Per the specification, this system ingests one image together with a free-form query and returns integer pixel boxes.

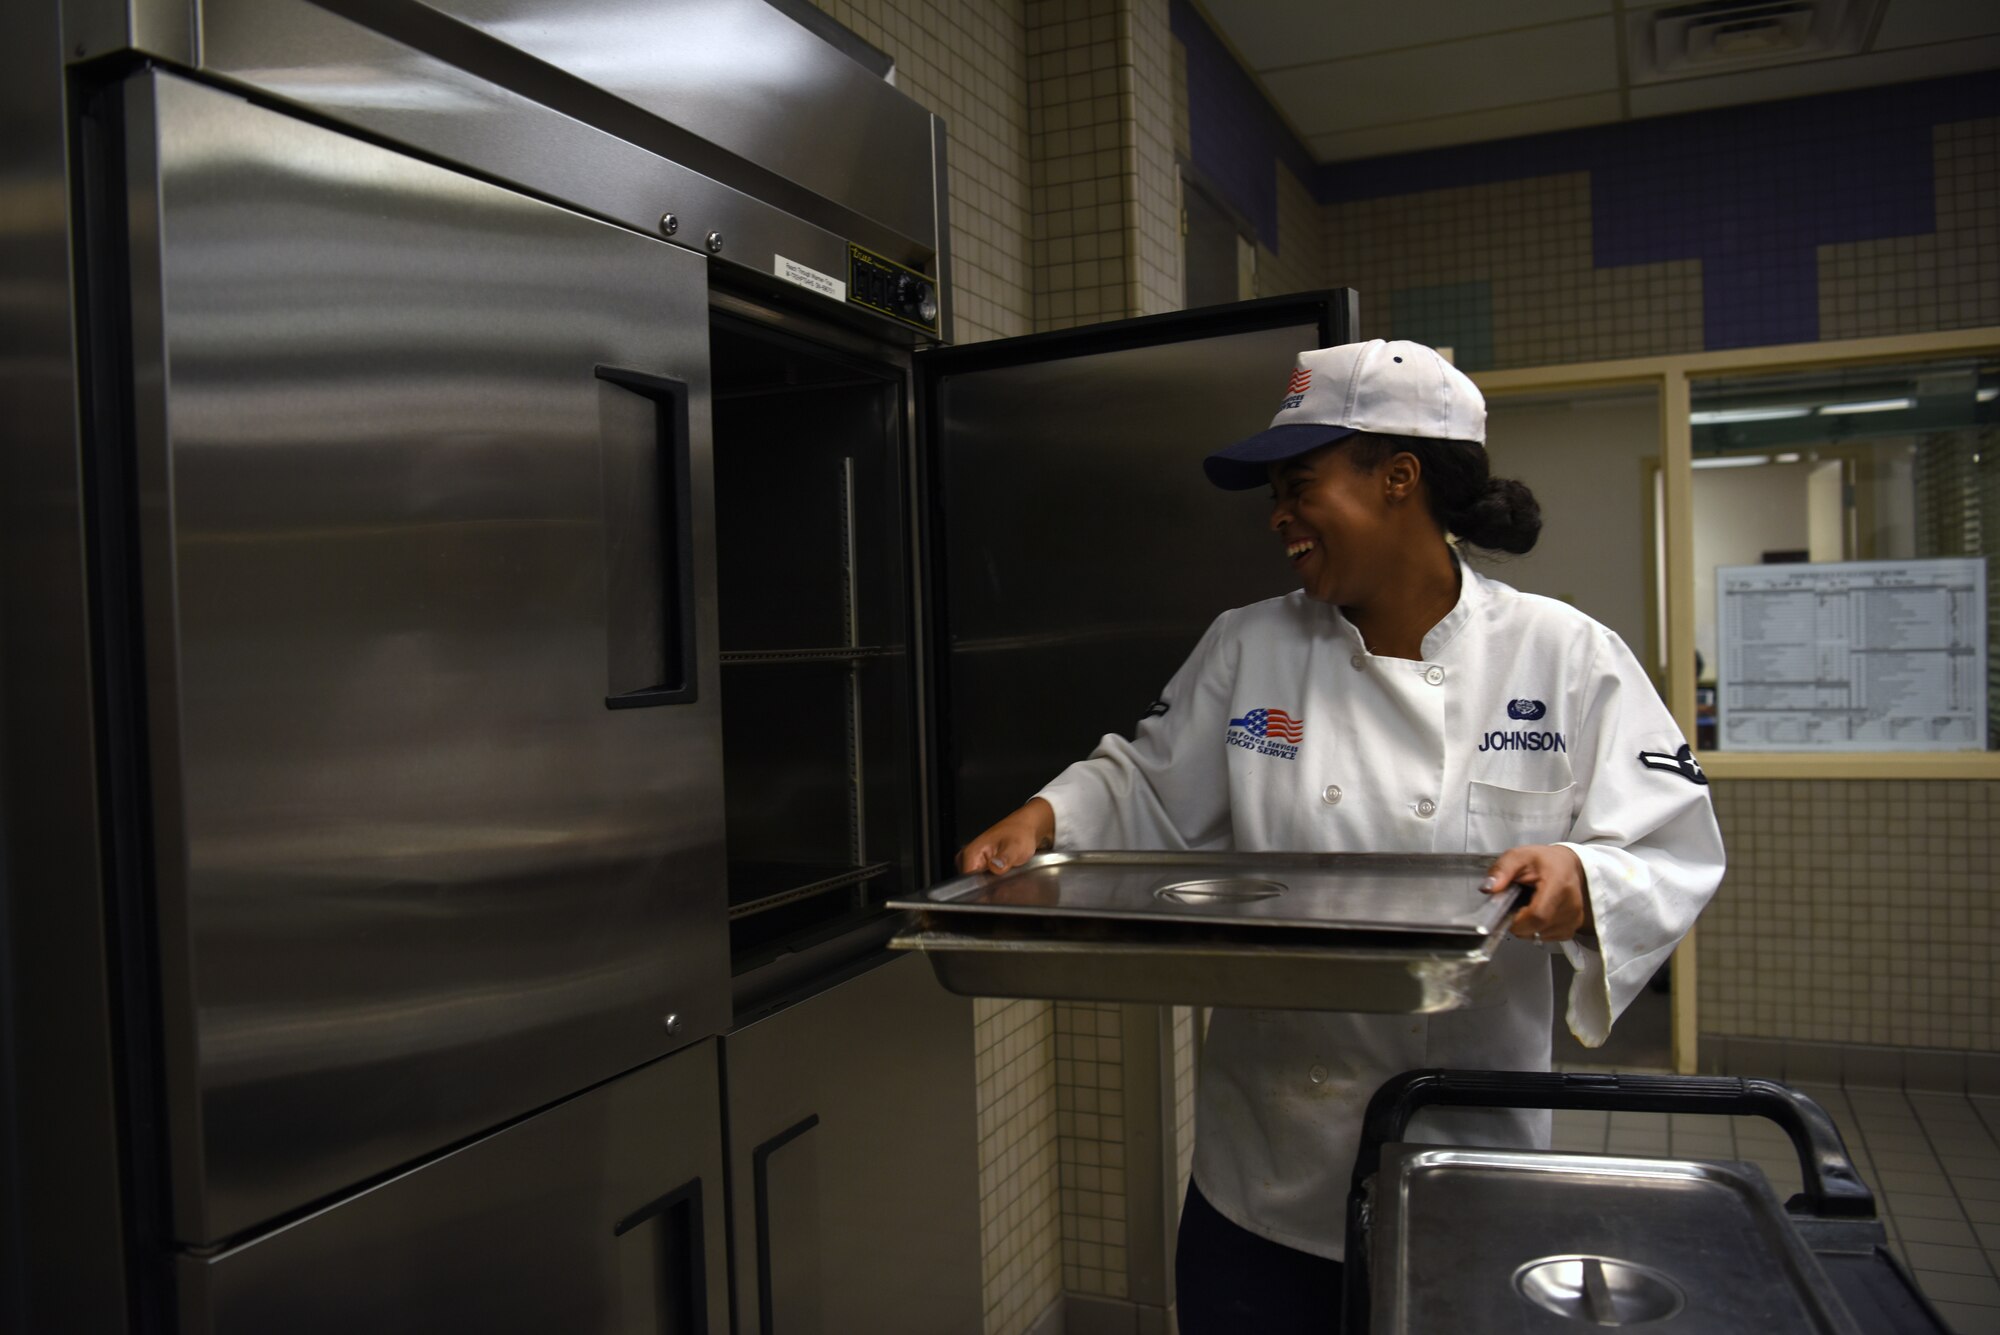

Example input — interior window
[1689,357,1997,752]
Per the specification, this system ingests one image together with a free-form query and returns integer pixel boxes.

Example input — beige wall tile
[1700,780,2000,1052]
[1819,117,2000,340]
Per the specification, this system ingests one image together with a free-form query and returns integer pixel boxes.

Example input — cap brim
[1202,422,1361,490]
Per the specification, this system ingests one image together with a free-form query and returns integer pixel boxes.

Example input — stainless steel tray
[887,852,1519,1012]
[1369,1144,1862,1334]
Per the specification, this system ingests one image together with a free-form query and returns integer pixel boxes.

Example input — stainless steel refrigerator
[5,1,1352,1329]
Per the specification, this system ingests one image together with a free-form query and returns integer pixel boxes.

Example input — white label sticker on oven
[774,256,846,302]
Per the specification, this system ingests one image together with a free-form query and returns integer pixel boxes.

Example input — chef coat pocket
[1466,780,1576,854]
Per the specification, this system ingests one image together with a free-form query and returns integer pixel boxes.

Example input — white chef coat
[1034,562,1725,1261]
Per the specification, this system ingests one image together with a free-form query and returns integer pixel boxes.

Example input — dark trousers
[1175,1179,1345,1335]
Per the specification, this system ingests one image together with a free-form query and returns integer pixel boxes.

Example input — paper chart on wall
[1716,558,1988,751]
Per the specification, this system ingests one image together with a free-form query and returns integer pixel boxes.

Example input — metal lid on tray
[1368,1144,1863,1334]
[893,851,1509,938]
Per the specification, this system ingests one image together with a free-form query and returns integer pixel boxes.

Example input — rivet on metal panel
[705,232,724,254]
[659,213,679,236]
[663,1013,684,1034]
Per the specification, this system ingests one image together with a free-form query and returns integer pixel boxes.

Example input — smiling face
[1267,439,1417,605]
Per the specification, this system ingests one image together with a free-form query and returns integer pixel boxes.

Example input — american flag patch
[1229,707,1304,742]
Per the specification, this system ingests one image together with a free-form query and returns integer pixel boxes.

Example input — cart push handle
[1350,1069,1877,1220]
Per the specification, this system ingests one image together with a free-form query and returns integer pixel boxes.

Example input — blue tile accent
[1316,72,2000,351]
[1699,248,1819,349]
[1316,73,1999,205]
[1170,0,1317,254]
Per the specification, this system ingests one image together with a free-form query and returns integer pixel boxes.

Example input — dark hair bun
[1449,476,1541,555]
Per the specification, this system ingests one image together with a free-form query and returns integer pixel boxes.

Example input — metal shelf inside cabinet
[728,861,894,920]
[719,646,901,665]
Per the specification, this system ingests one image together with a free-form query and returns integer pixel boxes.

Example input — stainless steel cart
[1343,1070,1952,1334]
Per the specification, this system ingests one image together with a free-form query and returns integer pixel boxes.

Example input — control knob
[896,274,939,326]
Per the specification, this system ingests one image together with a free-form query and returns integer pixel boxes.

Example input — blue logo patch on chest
[1482,699,1564,752]
[1227,707,1303,760]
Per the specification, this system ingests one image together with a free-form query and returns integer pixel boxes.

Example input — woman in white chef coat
[957,339,1725,1334]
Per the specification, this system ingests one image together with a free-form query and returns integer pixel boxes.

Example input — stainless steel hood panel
[69,0,951,342]
[411,0,939,245]
[125,69,729,1245]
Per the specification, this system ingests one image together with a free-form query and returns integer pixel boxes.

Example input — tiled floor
[1549,1080,2000,1334]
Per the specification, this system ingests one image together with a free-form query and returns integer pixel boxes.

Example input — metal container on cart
[1343,1069,1952,1334]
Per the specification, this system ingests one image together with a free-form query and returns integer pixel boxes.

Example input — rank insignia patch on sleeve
[1638,743,1707,786]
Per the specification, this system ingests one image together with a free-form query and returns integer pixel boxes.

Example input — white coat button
[1424,665,1445,686]
[1351,654,1367,670]
[1416,798,1437,818]
[1308,1064,1328,1085]
[1321,784,1343,805]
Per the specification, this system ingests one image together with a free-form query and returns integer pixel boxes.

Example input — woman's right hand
[956,798,1056,874]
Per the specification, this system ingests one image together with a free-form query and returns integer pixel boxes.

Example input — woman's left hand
[1482,844,1593,943]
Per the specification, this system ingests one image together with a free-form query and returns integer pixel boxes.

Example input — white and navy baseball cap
[1203,339,1486,490]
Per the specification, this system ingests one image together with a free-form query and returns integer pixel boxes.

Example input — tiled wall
[1257,161,1324,302]
[1166,0,1314,259]
[1821,116,2000,341]
[975,997,1063,1334]
[1704,781,2000,1052]
[1125,0,1180,317]
[1027,0,1181,330]
[1053,1003,1129,1298]
[809,0,1034,342]
[1326,174,1705,367]
[1167,0,2000,367]
[1313,77,2000,368]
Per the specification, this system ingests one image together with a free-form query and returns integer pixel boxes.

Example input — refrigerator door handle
[597,364,700,708]
[752,1113,821,1335]
[612,1176,716,1332]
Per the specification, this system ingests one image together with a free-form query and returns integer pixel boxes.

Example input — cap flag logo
[1227,707,1303,760]
[1280,367,1311,410]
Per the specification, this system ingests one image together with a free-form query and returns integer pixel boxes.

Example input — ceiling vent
[1626,0,1883,84]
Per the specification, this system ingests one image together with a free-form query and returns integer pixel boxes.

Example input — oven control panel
[847,243,940,336]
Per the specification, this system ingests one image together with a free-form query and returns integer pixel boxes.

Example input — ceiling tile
[1265,17,1620,133]
[1207,0,1613,71]
[1627,36,2000,117]
[1873,0,2000,48]
[1311,91,1625,162]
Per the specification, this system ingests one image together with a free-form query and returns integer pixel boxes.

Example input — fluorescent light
[1775,452,1802,463]
[1689,406,1811,425]
[1818,397,1913,415]
[1691,454,1772,469]
[1978,387,1997,403]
